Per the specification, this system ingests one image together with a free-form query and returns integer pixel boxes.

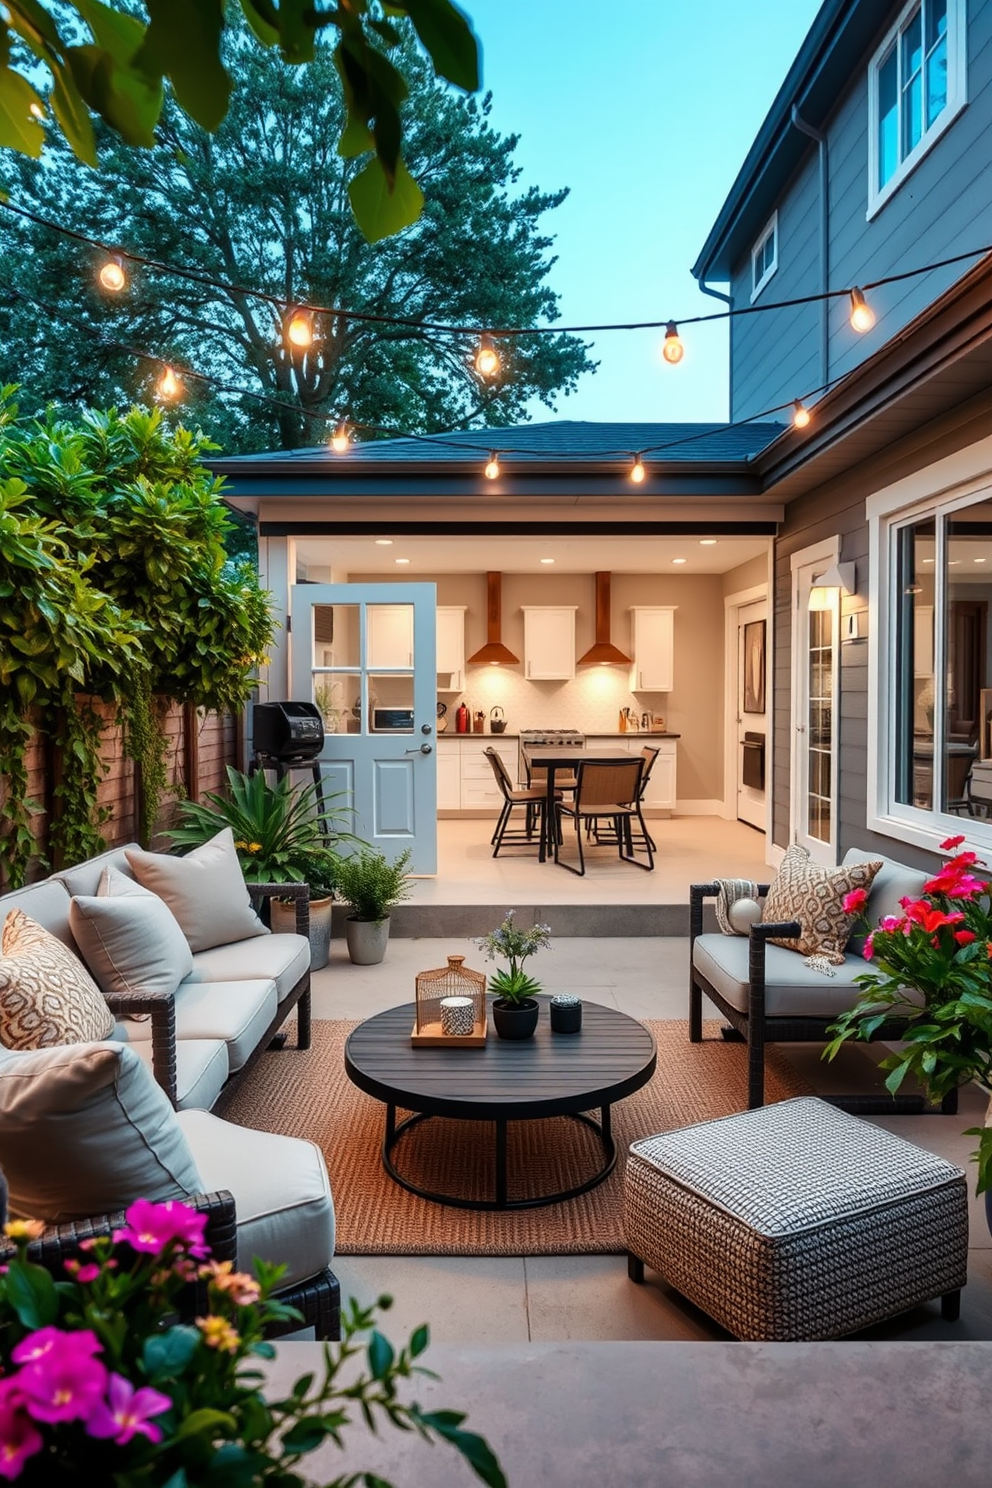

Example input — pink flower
[842,888,868,915]
[940,834,966,850]
[879,915,905,932]
[113,1199,208,1259]
[11,1329,107,1425]
[0,1380,43,1481]
[955,929,977,945]
[64,1261,101,1283]
[86,1373,172,1447]
[863,933,875,960]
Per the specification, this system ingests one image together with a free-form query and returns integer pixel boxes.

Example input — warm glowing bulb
[662,321,684,364]
[99,258,126,293]
[475,334,500,378]
[286,311,313,349]
[158,366,182,400]
[484,453,501,480]
[792,400,811,429]
[330,421,350,453]
[849,288,875,333]
[29,102,44,120]
[629,456,646,484]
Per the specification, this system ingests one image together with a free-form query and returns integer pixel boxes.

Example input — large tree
[0,26,592,451]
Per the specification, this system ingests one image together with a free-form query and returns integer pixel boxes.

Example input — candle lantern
[412,954,487,1045]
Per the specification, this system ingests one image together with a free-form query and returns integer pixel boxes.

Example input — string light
[157,365,182,400]
[629,454,646,484]
[662,322,684,365]
[792,399,811,429]
[849,288,875,333]
[475,334,500,378]
[285,310,313,349]
[330,420,351,452]
[98,256,127,293]
[484,452,501,480]
[29,102,44,120]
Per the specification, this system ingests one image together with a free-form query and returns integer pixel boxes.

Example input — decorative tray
[410,1017,488,1048]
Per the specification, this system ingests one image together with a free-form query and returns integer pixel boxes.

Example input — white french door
[289,583,437,873]
[791,543,841,865]
[735,598,768,830]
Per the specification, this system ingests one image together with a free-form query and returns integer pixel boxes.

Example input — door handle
[406,744,433,755]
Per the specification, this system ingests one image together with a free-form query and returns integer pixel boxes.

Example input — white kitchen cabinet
[367,603,414,669]
[436,738,520,811]
[629,607,676,693]
[437,743,462,811]
[585,735,678,813]
[522,607,578,680]
[436,606,466,692]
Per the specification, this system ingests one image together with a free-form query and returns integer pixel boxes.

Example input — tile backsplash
[440,665,667,735]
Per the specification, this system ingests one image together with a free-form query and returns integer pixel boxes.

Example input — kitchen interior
[295,534,771,884]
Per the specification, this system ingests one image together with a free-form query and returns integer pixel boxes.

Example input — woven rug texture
[222,1018,812,1257]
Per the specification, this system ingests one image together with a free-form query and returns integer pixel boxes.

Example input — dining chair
[484,748,559,856]
[554,758,653,875]
[587,745,659,851]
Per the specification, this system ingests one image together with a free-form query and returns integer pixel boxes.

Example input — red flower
[939,834,966,850]
[901,900,965,933]
[955,929,977,945]
[842,888,869,915]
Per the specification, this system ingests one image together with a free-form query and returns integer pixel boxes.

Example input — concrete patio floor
[309,935,992,1346]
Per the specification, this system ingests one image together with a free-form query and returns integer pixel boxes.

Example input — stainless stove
[519,729,585,748]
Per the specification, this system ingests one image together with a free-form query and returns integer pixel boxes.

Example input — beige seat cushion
[69,867,194,1000]
[118,979,277,1073]
[179,1109,335,1287]
[0,1041,202,1222]
[186,936,309,1003]
[126,828,268,953]
[762,845,882,965]
[130,1036,230,1112]
[693,934,872,1019]
[0,910,115,1050]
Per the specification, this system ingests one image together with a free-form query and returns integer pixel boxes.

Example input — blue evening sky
[466,0,824,424]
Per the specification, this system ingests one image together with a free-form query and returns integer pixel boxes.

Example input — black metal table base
[382,1102,616,1211]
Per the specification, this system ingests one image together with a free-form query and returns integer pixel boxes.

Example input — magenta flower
[879,915,905,932]
[113,1199,209,1259]
[0,1380,43,1481]
[863,933,875,960]
[11,1328,107,1424]
[86,1373,172,1447]
[64,1261,101,1284]
[842,887,868,915]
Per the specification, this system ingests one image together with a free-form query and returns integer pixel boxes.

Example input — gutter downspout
[791,104,829,391]
[698,280,733,417]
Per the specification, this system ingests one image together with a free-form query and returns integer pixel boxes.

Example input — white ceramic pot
[345,915,391,966]
[270,895,333,971]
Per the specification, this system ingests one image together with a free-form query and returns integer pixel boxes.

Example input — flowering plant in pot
[825,834,992,1213]
[476,912,552,1040]
[0,1198,505,1487]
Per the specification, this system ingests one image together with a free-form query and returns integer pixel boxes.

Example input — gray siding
[733,0,992,421]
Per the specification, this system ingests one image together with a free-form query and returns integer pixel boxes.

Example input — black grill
[251,702,325,762]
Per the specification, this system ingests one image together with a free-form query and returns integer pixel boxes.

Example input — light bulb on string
[98,256,127,293]
[662,322,684,364]
[849,288,875,333]
[330,420,351,453]
[484,452,501,480]
[285,309,313,349]
[792,399,811,429]
[157,365,182,401]
[629,454,646,484]
[475,334,500,378]
[29,102,44,121]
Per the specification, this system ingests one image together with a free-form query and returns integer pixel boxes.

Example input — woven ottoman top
[628,1098,965,1237]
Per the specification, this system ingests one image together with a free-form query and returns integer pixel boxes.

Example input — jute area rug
[222,1019,812,1257]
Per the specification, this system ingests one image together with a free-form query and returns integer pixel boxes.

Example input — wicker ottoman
[624,1097,969,1341]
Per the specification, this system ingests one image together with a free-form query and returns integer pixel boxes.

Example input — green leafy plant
[475,912,553,1005]
[0,1199,505,1487]
[825,834,992,1194]
[333,849,413,924]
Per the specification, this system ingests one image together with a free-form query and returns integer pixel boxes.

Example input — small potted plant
[334,848,412,965]
[826,833,992,1229]
[476,911,553,1040]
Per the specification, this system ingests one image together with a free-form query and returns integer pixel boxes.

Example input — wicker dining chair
[588,744,659,851]
[554,758,653,875]
[485,747,560,856]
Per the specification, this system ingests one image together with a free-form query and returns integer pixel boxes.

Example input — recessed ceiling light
[672,558,687,565]
[395,557,411,565]
[375,538,393,546]
[540,558,555,565]
[975,558,987,564]
[699,539,717,546]
[923,558,934,564]
[948,560,962,566]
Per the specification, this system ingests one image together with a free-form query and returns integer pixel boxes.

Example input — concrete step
[331,903,714,938]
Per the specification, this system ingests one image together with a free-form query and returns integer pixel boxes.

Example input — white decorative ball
[728,898,763,934]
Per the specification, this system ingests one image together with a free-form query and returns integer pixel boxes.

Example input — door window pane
[312,673,361,733]
[894,518,936,808]
[806,602,833,844]
[368,675,415,732]
[367,604,414,670]
[312,604,359,668]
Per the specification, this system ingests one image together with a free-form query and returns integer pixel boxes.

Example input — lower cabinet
[437,744,462,811]
[585,736,677,812]
[437,739,520,811]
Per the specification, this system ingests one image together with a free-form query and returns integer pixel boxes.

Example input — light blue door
[290,582,437,873]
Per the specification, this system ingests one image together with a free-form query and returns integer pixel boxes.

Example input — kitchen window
[750,213,778,302]
[867,0,966,218]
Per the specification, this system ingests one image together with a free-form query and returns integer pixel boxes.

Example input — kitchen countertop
[437,731,680,740]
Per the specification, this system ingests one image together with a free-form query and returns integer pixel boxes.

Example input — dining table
[522,746,635,862]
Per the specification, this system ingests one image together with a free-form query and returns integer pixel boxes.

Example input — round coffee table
[344,999,657,1211]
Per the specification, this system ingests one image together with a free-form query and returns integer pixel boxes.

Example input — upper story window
[750,212,778,302]
[868,0,966,218]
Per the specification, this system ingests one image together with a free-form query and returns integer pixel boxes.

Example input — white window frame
[866,0,967,221]
[750,212,778,303]
[867,430,992,855]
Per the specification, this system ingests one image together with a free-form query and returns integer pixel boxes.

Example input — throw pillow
[0,1040,202,1222]
[126,827,269,954]
[0,910,115,1050]
[762,844,883,965]
[69,866,194,1000]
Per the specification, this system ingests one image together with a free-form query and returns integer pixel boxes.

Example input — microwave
[371,707,415,731]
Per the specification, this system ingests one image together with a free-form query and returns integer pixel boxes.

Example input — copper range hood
[467,572,520,666]
[577,572,632,666]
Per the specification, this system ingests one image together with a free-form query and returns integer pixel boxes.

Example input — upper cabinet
[522,607,577,680]
[629,607,676,692]
[436,606,467,692]
[367,603,414,669]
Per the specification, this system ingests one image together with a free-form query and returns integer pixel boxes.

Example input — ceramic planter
[491,997,540,1040]
[270,895,333,971]
[345,915,391,965]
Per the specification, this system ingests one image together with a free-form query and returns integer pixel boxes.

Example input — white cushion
[55,847,138,899]
[178,1109,335,1287]
[187,935,309,1003]
[118,979,277,1074]
[0,1041,202,1222]
[131,1037,230,1112]
[126,828,268,953]
[0,880,74,950]
[69,867,193,1000]
[693,933,871,1018]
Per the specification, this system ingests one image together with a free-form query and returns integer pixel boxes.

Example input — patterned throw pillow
[0,909,115,1050]
[762,844,883,965]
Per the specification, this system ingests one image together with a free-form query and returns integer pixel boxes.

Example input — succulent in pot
[476,912,552,1039]
[333,848,412,965]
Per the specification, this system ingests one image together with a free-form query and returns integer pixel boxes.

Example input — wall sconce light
[808,561,855,611]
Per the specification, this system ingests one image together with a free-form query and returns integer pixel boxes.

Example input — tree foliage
[0,0,480,240]
[0,25,591,452]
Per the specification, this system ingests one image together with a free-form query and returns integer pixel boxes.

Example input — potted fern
[334,849,412,965]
